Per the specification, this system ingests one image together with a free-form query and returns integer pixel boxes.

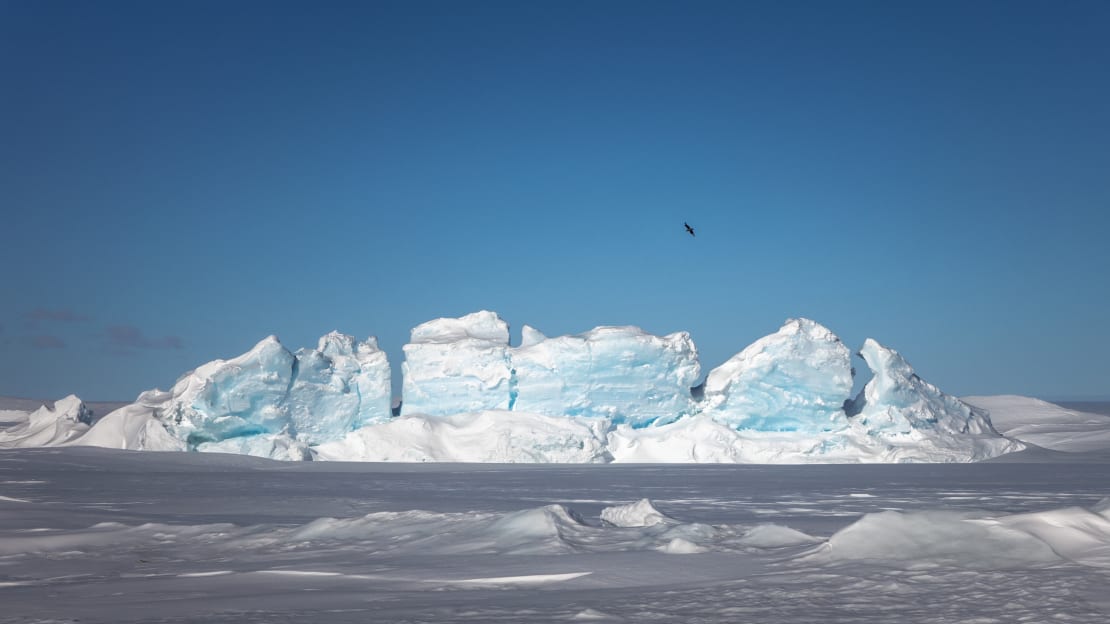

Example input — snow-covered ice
[315,410,611,463]
[401,311,513,417]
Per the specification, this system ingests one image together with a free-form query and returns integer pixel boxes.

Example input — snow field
[1,450,1109,622]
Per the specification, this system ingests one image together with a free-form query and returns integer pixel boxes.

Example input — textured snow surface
[1,449,1109,623]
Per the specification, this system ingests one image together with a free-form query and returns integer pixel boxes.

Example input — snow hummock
[600,499,676,527]
[806,503,1110,569]
[75,401,185,452]
[0,395,92,448]
[315,410,611,463]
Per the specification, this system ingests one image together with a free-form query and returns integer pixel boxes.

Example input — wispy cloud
[26,308,90,323]
[30,335,66,349]
[107,325,184,351]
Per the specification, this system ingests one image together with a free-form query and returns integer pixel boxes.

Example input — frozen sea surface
[2,447,1110,623]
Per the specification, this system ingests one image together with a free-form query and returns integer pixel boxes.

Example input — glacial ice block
[400,312,700,423]
[164,336,296,444]
[156,332,391,454]
[701,318,854,432]
[401,311,512,416]
[849,338,998,436]
[843,338,1022,461]
[286,332,393,438]
[511,325,700,425]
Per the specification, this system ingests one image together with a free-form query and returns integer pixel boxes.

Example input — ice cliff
[401,311,700,425]
[0,311,1023,463]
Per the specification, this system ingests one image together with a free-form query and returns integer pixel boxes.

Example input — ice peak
[850,337,1006,443]
[781,317,841,341]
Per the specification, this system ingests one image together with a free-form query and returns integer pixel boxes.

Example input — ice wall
[400,312,700,424]
[400,311,512,416]
[511,325,700,425]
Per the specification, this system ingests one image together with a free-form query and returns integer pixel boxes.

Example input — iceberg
[401,311,512,416]
[701,318,854,432]
[153,331,390,456]
[511,325,700,425]
[286,332,392,439]
[845,338,1022,461]
[0,311,1023,463]
[315,409,611,463]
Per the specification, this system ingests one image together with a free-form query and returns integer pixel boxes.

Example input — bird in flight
[684,222,695,237]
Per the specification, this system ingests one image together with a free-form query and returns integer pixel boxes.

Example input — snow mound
[600,499,676,527]
[75,402,184,452]
[608,412,1013,464]
[806,502,1110,569]
[963,395,1110,452]
[314,410,612,463]
[738,523,822,548]
[0,395,92,448]
[483,504,589,554]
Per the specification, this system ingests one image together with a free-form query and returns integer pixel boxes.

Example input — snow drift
[0,312,1025,463]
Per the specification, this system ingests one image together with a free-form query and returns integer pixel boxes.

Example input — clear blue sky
[2,0,1108,401]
